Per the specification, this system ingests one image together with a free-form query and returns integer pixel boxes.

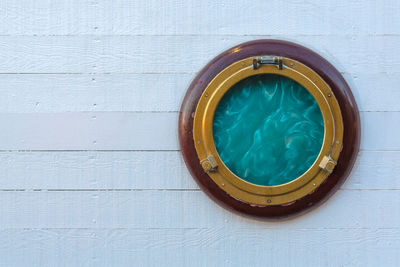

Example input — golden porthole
[193,56,343,206]
[179,40,360,219]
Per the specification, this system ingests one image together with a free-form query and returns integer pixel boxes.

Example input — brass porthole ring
[179,40,360,220]
[194,56,343,206]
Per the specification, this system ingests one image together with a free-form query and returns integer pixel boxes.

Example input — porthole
[179,40,360,220]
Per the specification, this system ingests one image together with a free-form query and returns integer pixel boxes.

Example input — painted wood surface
[0,111,394,150]
[1,0,399,35]
[0,73,399,112]
[0,151,396,190]
[0,35,398,74]
[0,0,399,266]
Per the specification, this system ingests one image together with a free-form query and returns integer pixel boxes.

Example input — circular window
[179,40,360,220]
[213,74,324,186]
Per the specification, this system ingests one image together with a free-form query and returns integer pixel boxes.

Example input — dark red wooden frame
[178,40,360,220]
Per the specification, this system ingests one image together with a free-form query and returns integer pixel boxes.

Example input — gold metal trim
[193,57,344,205]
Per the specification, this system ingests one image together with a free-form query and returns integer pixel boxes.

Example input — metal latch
[253,56,283,70]
[319,155,337,174]
[200,154,218,173]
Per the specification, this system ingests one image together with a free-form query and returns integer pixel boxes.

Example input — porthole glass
[179,40,360,220]
[213,74,324,186]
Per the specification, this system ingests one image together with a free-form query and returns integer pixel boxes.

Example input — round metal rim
[192,57,343,205]
[178,39,360,220]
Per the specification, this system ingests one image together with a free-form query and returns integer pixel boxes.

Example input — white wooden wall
[0,0,399,266]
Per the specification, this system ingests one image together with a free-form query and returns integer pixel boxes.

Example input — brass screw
[328,93,332,97]
[201,161,212,172]
[267,199,271,203]
[325,162,336,172]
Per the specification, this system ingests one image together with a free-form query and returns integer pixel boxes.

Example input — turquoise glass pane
[213,74,324,186]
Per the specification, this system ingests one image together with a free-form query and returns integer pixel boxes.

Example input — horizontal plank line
[0,111,393,116]
[0,149,394,152]
[0,227,208,230]
[0,110,398,114]
[0,189,397,192]
[0,150,180,152]
[0,189,199,192]
[361,111,400,113]
[25,189,199,192]
[0,72,195,75]
[0,227,399,230]
[0,34,399,37]
[0,111,389,114]
[0,71,400,75]
[0,111,180,115]
[361,149,400,152]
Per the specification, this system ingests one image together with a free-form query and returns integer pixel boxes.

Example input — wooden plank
[0,73,397,113]
[0,151,197,190]
[0,190,399,229]
[0,74,192,113]
[0,112,177,150]
[0,111,394,150]
[347,151,400,189]
[0,0,97,35]
[0,151,396,190]
[347,73,400,112]
[361,111,400,151]
[0,228,398,266]
[0,35,398,74]
[1,0,399,35]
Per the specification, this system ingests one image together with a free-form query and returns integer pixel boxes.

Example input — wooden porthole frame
[178,40,360,220]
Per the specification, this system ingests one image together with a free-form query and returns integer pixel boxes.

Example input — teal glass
[213,74,324,186]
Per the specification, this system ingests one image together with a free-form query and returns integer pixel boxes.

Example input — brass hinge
[319,155,337,174]
[253,56,283,70]
[200,154,218,173]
